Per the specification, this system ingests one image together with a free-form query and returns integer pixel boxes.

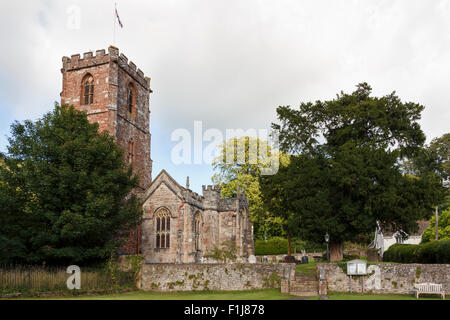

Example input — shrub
[383,239,450,263]
[204,241,238,263]
[255,237,324,255]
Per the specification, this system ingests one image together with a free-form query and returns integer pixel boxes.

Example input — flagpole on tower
[113,2,117,46]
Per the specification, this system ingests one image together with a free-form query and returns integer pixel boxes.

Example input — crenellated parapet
[62,49,109,72]
[202,185,221,199]
[199,185,249,211]
[185,189,204,208]
[62,46,151,91]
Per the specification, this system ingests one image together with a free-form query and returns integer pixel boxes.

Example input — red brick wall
[61,47,153,254]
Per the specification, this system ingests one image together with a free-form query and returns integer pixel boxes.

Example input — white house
[370,220,430,256]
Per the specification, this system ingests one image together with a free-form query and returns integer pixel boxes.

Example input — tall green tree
[422,206,450,242]
[212,137,289,240]
[261,83,443,261]
[0,104,142,265]
[403,133,449,186]
[402,132,449,241]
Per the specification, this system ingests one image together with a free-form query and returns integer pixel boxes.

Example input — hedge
[383,239,450,263]
[254,237,324,256]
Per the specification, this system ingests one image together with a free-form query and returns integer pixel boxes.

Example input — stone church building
[60,46,254,263]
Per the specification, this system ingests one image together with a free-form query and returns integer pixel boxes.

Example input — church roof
[379,220,430,237]
[152,169,186,191]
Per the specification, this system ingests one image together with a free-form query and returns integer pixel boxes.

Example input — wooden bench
[414,283,445,299]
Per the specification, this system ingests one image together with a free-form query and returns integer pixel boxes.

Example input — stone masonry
[60,47,153,254]
[60,47,255,259]
[60,46,153,192]
[139,263,295,291]
[141,170,255,264]
[319,263,450,294]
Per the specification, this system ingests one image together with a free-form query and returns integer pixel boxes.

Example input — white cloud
[0,0,449,144]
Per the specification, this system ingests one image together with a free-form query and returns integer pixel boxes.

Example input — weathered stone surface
[61,47,152,254]
[61,46,152,192]
[141,170,255,264]
[321,263,450,294]
[139,263,296,292]
[289,273,319,296]
[60,47,256,259]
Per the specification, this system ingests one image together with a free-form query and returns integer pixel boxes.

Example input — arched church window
[127,82,135,113]
[194,213,201,251]
[81,74,94,105]
[155,209,170,249]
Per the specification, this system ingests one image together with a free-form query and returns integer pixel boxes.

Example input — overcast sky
[0,0,449,192]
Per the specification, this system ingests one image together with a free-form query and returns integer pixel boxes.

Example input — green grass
[8,288,449,301]
[295,261,317,274]
[15,290,449,300]
[11,289,291,300]
[325,292,449,300]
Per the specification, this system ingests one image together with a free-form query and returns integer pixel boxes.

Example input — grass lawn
[295,261,317,274]
[15,290,449,300]
[13,289,291,300]
[7,289,449,300]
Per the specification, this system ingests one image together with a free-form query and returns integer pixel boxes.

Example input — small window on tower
[81,75,94,105]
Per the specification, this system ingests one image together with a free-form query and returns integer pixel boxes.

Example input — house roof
[379,220,430,237]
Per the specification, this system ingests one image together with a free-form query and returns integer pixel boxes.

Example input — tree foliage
[0,105,142,265]
[402,132,449,242]
[260,83,444,261]
[403,132,449,187]
[212,137,289,239]
[422,207,450,242]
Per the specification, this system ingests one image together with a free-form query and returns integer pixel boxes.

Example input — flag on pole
[115,4,123,28]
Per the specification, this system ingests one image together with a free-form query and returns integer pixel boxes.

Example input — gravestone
[248,255,256,264]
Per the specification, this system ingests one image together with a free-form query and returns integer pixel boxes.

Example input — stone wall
[139,263,295,292]
[320,263,450,294]
[256,253,324,263]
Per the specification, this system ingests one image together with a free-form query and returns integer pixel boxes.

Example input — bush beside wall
[383,239,450,263]
[254,237,324,255]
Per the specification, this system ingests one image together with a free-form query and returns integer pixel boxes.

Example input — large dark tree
[260,83,443,261]
[0,105,142,265]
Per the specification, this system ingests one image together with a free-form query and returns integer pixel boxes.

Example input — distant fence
[0,265,134,294]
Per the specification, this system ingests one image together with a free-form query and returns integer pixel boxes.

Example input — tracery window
[82,74,94,105]
[156,209,170,249]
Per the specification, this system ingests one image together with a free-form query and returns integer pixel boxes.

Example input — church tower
[60,46,153,191]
